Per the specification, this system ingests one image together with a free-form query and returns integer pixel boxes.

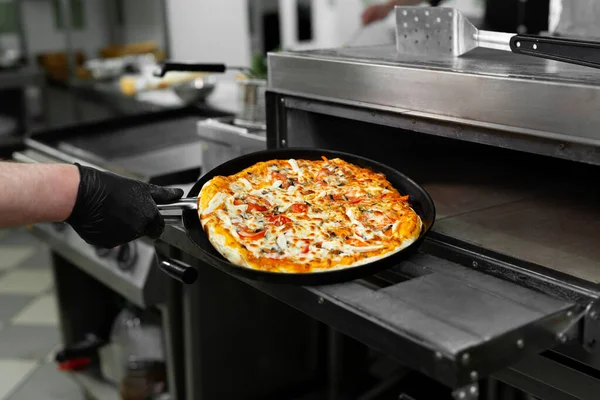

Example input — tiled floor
[0,228,83,400]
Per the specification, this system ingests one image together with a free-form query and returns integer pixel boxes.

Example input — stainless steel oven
[259,43,600,399]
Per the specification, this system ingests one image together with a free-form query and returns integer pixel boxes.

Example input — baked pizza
[198,157,421,273]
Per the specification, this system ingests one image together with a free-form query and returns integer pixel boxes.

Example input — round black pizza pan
[181,148,436,285]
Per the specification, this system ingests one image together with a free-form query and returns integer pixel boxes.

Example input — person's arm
[0,162,79,226]
[362,0,442,26]
[0,162,183,248]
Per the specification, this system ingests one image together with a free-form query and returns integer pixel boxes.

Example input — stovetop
[28,109,219,186]
[56,116,201,159]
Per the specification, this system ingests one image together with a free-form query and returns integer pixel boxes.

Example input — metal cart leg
[159,278,185,400]
[327,327,371,399]
[485,378,498,400]
[327,327,341,400]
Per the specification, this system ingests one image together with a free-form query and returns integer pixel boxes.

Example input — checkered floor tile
[0,359,38,399]
[11,295,58,327]
[0,248,36,271]
[0,229,82,399]
[0,270,53,295]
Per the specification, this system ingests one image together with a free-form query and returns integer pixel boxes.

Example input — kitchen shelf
[68,370,119,400]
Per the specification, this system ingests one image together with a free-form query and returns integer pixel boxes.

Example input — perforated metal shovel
[395,6,600,70]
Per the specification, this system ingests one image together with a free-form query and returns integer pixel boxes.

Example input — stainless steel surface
[235,79,266,130]
[111,142,204,183]
[53,117,201,160]
[30,115,206,181]
[268,46,600,154]
[476,30,513,52]
[12,148,63,164]
[196,118,266,148]
[24,139,113,173]
[395,7,512,56]
[172,76,217,105]
[197,117,266,175]
[31,223,164,307]
[157,198,197,211]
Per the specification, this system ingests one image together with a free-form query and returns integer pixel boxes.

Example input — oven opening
[285,108,600,286]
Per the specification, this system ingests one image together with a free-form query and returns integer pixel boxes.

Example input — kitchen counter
[0,66,45,152]
[36,79,233,132]
[70,77,240,117]
[0,66,43,90]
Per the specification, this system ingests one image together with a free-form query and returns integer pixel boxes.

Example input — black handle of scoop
[509,34,600,70]
[159,258,198,284]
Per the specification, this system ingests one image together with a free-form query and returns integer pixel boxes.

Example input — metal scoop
[395,6,600,70]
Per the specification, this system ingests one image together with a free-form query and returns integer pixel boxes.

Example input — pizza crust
[204,221,248,268]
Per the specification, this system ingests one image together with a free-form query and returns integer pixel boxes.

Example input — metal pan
[158,148,436,285]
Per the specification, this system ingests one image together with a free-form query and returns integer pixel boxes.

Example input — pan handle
[159,258,198,284]
[155,62,226,77]
[154,62,251,77]
[157,197,198,211]
[509,34,600,70]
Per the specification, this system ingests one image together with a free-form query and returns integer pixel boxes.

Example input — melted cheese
[202,192,227,215]
[288,159,302,176]
[277,233,287,250]
[240,178,253,190]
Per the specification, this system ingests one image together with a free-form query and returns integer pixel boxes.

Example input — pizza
[197,157,422,273]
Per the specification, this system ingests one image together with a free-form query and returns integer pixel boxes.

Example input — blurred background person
[362,0,551,35]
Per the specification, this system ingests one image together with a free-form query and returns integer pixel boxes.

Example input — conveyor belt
[159,219,578,389]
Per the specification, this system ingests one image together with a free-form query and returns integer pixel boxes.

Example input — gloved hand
[66,163,184,248]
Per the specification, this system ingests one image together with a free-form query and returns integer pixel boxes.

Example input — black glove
[66,163,184,248]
